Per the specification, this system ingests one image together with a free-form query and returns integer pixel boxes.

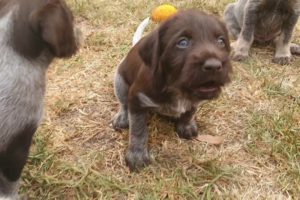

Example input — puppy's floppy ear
[138,32,158,68]
[29,0,78,58]
[138,21,170,69]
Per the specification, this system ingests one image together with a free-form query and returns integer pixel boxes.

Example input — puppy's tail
[132,17,151,46]
[132,4,177,46]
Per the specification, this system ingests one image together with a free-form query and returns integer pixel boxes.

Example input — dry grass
[21,0,299,199]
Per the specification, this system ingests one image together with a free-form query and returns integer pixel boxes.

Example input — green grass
[246,98,300,197]
[20,0,300,199]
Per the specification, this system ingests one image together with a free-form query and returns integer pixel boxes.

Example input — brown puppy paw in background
[224,0,300,65]
[112,10,232,172]
[0,0,80,199]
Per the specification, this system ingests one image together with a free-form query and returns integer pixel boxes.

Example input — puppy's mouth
[196,86,219,93]
[191,81,223,99]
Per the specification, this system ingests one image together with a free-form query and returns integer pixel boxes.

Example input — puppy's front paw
[176,121,198,139]
[112,112,129,130]
[232,52,249,61]
[290,43,300,55]
[273,56,292,65]
[231,40,250,61]
[125,147,151,172]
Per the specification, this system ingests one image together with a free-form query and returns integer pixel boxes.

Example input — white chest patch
[138,92,193,118]
[157,98,193,118]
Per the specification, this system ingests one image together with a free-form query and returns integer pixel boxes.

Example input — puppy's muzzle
[202,58,222,72]
[188,56,229,99]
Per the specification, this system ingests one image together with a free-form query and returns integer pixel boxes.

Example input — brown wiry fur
[113,10,232,171]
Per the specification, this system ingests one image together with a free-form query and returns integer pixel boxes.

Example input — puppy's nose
[203,58,222,72]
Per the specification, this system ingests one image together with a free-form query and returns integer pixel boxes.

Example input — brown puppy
[0,0,80,199]
[112,10,232,171]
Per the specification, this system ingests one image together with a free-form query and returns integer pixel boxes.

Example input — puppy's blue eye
[177,37,190,49]
[217,36,226,48]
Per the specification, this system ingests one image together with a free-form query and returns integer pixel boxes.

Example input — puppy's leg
[0,124,37,200]
[273,14,299,65]
[232,0,259,61]
[125,109,150,171]
[176,107,198,139]
[0,174,19,200]
[224,3,241,39]
[112,72,129,129]
[290,43,300,55]
[273,35,292,65]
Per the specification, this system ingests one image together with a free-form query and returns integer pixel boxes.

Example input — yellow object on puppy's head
[151,4,177,23]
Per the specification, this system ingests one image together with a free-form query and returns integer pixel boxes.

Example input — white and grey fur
[0,9,46,152]
[0,8,46,200]
[224,0,300,65]
[0,1,79,199]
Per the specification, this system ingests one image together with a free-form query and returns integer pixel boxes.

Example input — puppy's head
[12,0,80,59]
[29,0,79,58]
[139,10,232,100]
